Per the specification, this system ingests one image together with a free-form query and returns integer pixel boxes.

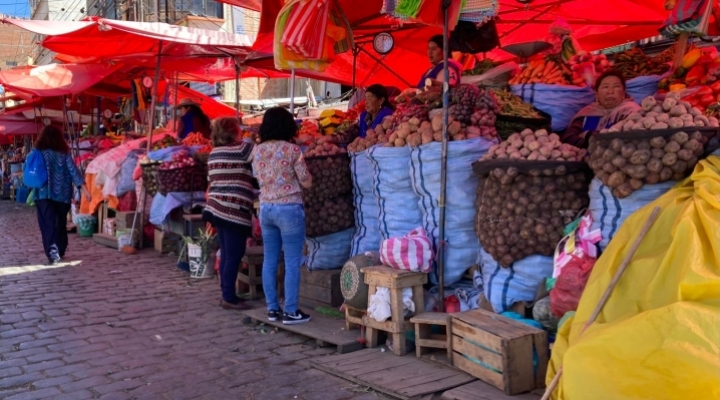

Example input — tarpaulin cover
[235,0,671,87]
[0,115,42,136]
[547,155,720,400]
[0,17,254,60]
[0,63,121,100]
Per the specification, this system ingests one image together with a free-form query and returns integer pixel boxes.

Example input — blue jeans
[216,227,247,304]
[260,203,305,314]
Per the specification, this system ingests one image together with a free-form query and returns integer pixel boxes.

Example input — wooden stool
[238,246,284,300]
[343,303,365,331]
[410,312,452,360]
[361,266,426,356]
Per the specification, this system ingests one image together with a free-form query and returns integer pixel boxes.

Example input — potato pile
[601,95,720,133]
[305,194,355,237]
[589,94,716,198]
[302,154,352,207]
[481,129,588,161]
[588,131,709,198]
[474,165,589,267]
[304,140,348,157]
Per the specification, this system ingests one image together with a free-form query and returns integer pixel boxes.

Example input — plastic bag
[367,145,422,241]
[410,138,494,284]
[350,149,381,256]
[367,286,415,322]
[368,287,392,322]
[588,178,675,252]
[117,150,141,197]
[26,189,35,207]
[550,256,594,318]
[510,83,595,131]
[305,228,352,270]
[379,227,434,273]
[479,249,553,313]
[625,75,664,103]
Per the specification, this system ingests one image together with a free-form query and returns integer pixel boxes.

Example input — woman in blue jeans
[251,107,313,325]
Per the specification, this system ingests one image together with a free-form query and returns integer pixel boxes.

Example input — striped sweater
[37,150,85,204]
[203,142,255,232]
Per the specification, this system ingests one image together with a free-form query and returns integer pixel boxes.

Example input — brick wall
[0,21,33,68]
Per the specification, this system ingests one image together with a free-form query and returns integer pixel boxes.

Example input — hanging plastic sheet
[547,155,720,400]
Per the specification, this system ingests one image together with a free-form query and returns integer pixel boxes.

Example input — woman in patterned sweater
[202,117,255,310]
[34,126,90,265]
[252,107,313,325]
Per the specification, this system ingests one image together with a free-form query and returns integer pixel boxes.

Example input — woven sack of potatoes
[302,154,353,207]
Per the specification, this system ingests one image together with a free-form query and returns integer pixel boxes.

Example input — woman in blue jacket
[358,84,395,138]
[34,125,90,265]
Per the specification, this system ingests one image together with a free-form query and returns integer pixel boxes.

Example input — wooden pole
[540,206,661,400]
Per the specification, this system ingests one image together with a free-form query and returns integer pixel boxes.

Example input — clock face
[373,32,394,55]
[42,118,51,126]
[142,76,154,88]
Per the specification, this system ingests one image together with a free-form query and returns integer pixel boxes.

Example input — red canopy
[0,63,122,100]
[0,115,42,136]
[0,17,255,60]
[231,0,670,87]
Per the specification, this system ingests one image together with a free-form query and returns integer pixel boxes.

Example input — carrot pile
[509,57,573,86]
[181,132,210,146]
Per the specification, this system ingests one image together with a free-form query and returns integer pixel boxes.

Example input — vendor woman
[358,84,395,138]
[561,70,641,148]
[418,34,463,89]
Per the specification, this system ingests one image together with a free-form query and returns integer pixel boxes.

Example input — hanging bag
[23,149,48,189]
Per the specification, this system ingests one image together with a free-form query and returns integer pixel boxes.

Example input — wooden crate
[114,211,137,231]
[154,229,181,254]
[299,268,343,309]
[450,309,548,395]
[92,233,118,249]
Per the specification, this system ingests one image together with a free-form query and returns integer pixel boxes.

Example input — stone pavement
[0,202,385,400]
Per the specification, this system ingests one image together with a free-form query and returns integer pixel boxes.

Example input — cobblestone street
[0,202,378,400]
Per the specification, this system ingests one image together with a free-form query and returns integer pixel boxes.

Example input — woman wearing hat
[419,34,463,89]
[175,98,211,140]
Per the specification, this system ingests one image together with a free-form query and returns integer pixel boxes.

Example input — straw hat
[174,98,201,109]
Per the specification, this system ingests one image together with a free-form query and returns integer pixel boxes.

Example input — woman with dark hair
[203,117,255,310]
[358,84,395,138]
[251,107,313,325]
[419,34,463,89]
[34,125,90,265]
[561,70,641,148]
[175,98,211,140]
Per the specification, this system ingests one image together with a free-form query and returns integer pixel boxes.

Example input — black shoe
[47,259,59,266]
[282,310,311,325]
[268,309,282,322]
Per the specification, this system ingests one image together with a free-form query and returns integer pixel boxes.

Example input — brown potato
[607,171,626,188]
[645,173,660,184]
[659,167,673,182]
[662,152,678,166]
[630,149,651,165]
[650,136,667,149]
[647,158,663,174]
[664,141,681,153]
[621,143,637,158]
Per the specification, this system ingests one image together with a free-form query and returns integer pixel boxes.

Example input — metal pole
[235,62,240,119]
[352,46,357,90]
[96,96,101,136]
[437,0,450,313]
[289,68,296,114]
[155,0,160,22]
[146,40,163,153]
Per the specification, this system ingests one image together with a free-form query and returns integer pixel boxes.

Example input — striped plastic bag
[281,0,330,60]
[380,227,434,273]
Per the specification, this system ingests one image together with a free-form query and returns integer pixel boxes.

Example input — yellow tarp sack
[548,155,720,400]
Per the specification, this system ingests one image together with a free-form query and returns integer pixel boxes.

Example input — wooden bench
[360,266,426,356]
[411,312,452,359]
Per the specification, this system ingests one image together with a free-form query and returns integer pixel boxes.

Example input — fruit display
[152,135,178,151]
[474,159,590,267]
[297,119,322,145]
[347,127,385,152]
[331,121,359,145]
[156,150,208,195]
[568,52,610,87]
[481,129,587,162]
[611,48,670,80]
[181,132,210,147]
[509,57,573,85]
[589,95,717,198]
[681,84,720,114]
[302,153,352,207]
[305,193,355,237]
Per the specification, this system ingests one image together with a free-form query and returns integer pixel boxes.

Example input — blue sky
[0,1,31,18]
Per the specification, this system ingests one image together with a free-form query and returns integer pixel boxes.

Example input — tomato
[700,94,716,106]
[688,98,700,108]
[711,81,720,94]
[696,86,713,97]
